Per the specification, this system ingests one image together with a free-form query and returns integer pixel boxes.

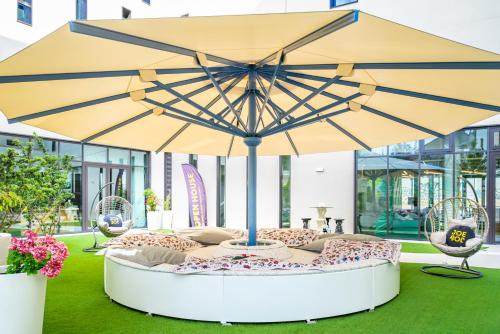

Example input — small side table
[301,218,311,229]
[334,218,345,234]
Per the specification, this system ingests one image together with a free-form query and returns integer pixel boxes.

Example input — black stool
[301,218,311,229]
[334,218,345,234]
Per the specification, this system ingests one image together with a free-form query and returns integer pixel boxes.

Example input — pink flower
[31,246,48,262]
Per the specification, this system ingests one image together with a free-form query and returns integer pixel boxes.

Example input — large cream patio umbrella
[1,10,499,245]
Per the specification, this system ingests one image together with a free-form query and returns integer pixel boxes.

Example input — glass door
[83,164,130,230]
[488,153,500,243]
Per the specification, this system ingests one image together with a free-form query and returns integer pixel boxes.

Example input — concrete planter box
[0,272,47,334]
[162,211,173,230]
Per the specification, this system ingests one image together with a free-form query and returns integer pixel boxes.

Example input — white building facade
[1,0,499,241]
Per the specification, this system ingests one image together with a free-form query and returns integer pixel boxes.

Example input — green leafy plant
[163,193,172,211]
[144,188,160,212]
[0,191,24,232]
[0,134,73,234]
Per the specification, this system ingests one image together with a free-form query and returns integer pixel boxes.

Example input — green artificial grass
[400,242,441,254]
[43,235,500,334]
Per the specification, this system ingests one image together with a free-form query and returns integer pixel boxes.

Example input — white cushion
[448,218,477,230]
[430,231,446,245]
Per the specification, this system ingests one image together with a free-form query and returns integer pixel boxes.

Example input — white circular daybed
[104,246,400,323]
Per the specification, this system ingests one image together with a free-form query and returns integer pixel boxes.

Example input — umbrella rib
[0,67,238,84]
[260,75,341,133]
[324,119,371,151]
[259,70,343,100]
[255,92,299,156]
[144,97,245,137]
[7,73,222,124]
[154,74,246,152]
[259,53,284,117]
[199,65,249,132]
[82,73,242,143]
[263,108,351,137]
[151,80,244,135]
[69,21,247,69]
[262,62,500,72]
[361,105,445,138]
[256,10,358,66]
[277,70,500,112]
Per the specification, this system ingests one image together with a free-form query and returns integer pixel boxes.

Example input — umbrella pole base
[83,245,107,253]
[420,260,482,279]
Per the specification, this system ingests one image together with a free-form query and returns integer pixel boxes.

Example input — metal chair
[83,183,134,252]
[421,197,488,278]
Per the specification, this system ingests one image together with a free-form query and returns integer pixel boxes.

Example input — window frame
[330,0,358,9]
[76,0,87,20]
[17,0,33,26]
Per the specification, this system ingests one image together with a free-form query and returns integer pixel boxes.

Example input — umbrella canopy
[1,10,499,244]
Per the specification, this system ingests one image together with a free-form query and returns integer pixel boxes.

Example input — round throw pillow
[103,214,123,227]
[445,225,475,247]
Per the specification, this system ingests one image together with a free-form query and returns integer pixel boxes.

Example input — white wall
[171,153,189,228]
[196,155,217,227]
[291,152,355,233]
[256,156,280,228]
[225,157,247,230]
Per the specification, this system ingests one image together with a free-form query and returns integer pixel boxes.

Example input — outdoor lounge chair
[421,197,489,278]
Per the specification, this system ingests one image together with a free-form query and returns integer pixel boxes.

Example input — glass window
[189,154,198,168]
[330,0,357,8]
[131,166,147,228]
[388,156,420,239]
[131,150,147,166]
[164,153,172,198]
[280,156,291,228]
[108,148,129,165]
[83,145,107,163]
[0,134,25,152]
[423,136,450,151]
[455,152,487,207]
[455,128,487,152]
[60,142,82,161]
[357,156,388,237]
[389,141,419,155]
[217,156,226,227]
[358,146,387,157]
[142,0,151,4]
[122,7,131,19]
[58,163,83,234]
[32,139,57,156]
[76,0,87,20]
[17,0,32,25]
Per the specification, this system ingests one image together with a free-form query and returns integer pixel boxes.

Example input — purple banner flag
[182,164,208,227]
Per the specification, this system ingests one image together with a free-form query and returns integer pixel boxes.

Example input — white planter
[0,233,11,266]
[162,211,173,230]
[147,211,162,230]
[0,272,47,334]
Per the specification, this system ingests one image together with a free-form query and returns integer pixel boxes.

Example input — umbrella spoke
[69,21,248,70]
[324,119,371,151]
[154,74,246,152]
[152,80,244,135]
[256,11,358,66]
[82,72,242,143]
[261,61,500,72]
[7,73,226,124]
[274,70,500,113]
[260,74,341,133]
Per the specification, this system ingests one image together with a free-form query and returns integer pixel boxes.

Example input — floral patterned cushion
[106,232,202,252]
[256,228,319,247]
[174,254,319,274]
[313,239,401,265]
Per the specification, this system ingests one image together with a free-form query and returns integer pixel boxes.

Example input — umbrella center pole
[244,136,261,246]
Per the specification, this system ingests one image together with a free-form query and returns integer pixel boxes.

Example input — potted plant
[0,230,69,334]
[162,193,173,230]
[0,190,23,265]
[144,188,161,230]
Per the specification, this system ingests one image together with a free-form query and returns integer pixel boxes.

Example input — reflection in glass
[357,157,388,237]
[455,152,487,207]
[109,168,128,199]
[86,166,105,224]
[60,142,82,160]
[358,146,387,157]
[108,148,129,165]
[420,154,454,234]
[217,157,226,227]
[389,141,419,156]
[495,157,500,242]
[455,128,487,152]
[84,145,107,163]
[131,167,147,228]
[388,155,420,239]
[131,151,147,166]
[280,156,291,228]
[58,164,83,233]
[423,136,450,151]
